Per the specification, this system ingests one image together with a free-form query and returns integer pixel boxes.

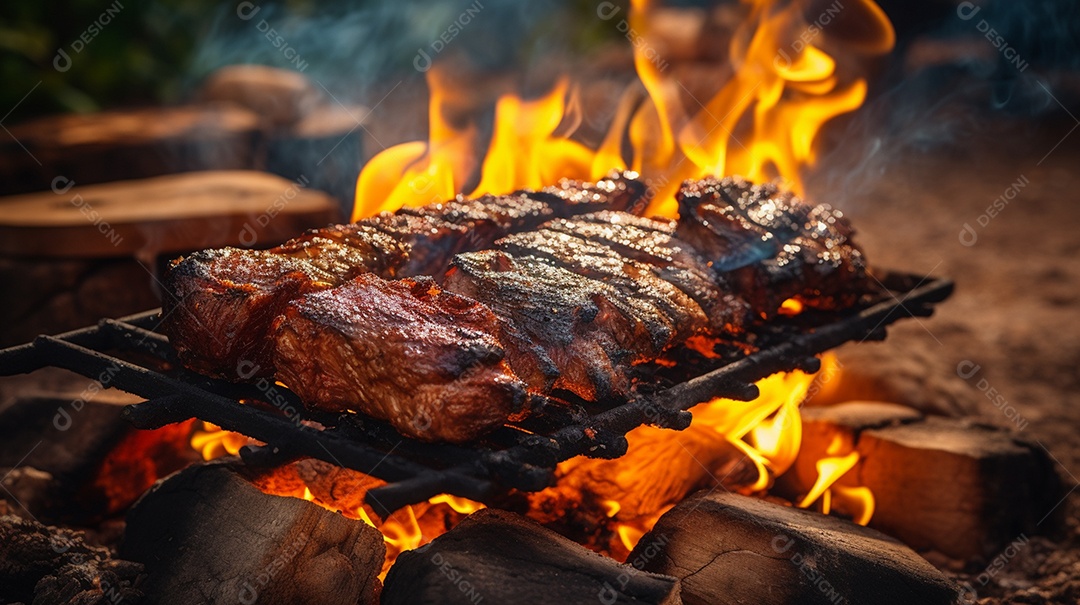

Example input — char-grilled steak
[171,174,877,443]
[540,212,751,336]
[677,176,870,314]
[162,171,647,380]
[274,274,525,442]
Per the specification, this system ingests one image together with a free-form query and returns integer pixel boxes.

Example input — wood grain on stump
[631,490,962,605]
[0,105,260,196]
[784,402,1063,564]
[382,508,682,605]
[121,461,384,605]
[0,170,340,258]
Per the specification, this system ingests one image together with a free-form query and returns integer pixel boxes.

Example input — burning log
[631,491,962,605]
[0,388,198,522]
[121,461,384,605]
[0,507,144,605]
[381,508,682,605]
[782,402,1063,565]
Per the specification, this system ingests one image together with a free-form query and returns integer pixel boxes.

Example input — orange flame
[352,0,894,221]
[190,0,893,571]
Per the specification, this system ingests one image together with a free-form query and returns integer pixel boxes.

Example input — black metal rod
[0,275,954,515]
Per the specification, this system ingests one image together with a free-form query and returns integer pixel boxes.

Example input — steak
[542,212,752,336]
[173,174,877,443]
[444,250,645,401]
[274,274,526,443]
[162,171,648,380]
[676,176,872,314]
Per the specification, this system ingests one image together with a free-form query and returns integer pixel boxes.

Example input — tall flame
[352,0,894,221]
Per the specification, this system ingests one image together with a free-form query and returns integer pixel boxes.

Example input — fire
[352,0,893,221]
[188,351,871,570]
[185,0,893,575]
[529,352,872,559]
[190,421,253,460]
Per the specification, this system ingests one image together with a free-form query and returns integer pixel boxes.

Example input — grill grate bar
[0,273,953,517]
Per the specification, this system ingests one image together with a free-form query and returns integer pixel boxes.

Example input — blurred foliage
[0,0,627,124]
[0,0,215,119]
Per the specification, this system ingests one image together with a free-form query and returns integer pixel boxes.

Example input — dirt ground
[803,111,1080,604]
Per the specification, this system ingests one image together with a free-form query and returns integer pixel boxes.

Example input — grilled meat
[171,172,876,444]
[163,248,337,378]
[496,228,710,344]
[542,212,752,335]
[444,250,647,401]
[274,274,526,443]
[162,171,647,380]
[676,176,872,314]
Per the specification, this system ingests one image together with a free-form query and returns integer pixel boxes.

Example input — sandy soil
[804,114,1080,604]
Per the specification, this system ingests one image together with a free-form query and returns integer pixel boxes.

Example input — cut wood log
[781,402,1063,565]
[121,461,384,605]
[0,512,144,605]
[0,170,340,258]
[266,103,365,208]
[0,258,161,347]
[0,389,197,522]
[382,508,682,605]
[199,65,320,129]
[631,490,962,605]
[0,105,260,195]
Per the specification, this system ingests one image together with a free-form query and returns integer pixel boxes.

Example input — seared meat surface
[168,174,877,443]
[543,212,751,335]
[274,274,526,443]
[677,176,871,315]
[444,250,647,401]
[162,248,336,378]
[162,171,647,380]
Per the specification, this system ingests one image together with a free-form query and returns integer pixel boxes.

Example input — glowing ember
[190,421,254,460]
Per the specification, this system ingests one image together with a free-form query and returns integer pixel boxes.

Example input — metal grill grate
[0,271,952,517]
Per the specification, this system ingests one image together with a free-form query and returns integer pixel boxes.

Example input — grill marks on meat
[168,173,876,444]
[444,251,648,401]
[525,171,649,217]
[496,229,709,344]
[676,176,872,315]
[274,275,525,442]
[542,212,751,336]
[162,171,647,380]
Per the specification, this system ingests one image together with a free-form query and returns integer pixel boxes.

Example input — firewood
[0,388,196,522]
[783,402,1063,564]
[0,258,160,347]
[0,105,259,196]
[0,170,340,258]
[266,103,366,207]
[382,508,682,605]
[631,490,962,605]
[0,512,143,605]
[199,65,320,129]
[121,461,384,605]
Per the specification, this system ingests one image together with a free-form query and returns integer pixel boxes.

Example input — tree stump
[0,170,340,258]
[0,105,260,195]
